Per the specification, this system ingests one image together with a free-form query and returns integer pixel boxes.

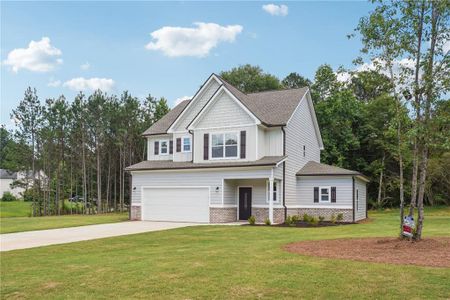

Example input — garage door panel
[142,187,209,222]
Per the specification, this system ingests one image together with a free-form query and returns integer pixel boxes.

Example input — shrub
[284,215,293,226]
[1,192,16,202]
[331,214,337,224]
[248,215,256,225]
[291,215,299,222]
[264,218,271,226]
[318,216,325,223]
[337,213,344,222]
[302,213,310,222]
[309,216,319,226]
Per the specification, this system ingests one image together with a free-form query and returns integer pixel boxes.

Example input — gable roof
[142,100,190,136]
[216,75,309,126]
[0,169,17,179]
[296,161,369,181]
[142,73,311,135]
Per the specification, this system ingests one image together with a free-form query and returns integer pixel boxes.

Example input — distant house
[126,74,368,223]
[0,169,46,199]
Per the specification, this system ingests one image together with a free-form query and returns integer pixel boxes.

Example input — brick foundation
[210,207,237,223]
[130,205,142,220]
[252,207,285,224]
[287,208,354,222]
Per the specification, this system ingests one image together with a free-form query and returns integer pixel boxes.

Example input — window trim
[265,180,280,204]
[319,186,331,203]
[182,136,191,153]
[159,139,169,155]
[209,131,240,160]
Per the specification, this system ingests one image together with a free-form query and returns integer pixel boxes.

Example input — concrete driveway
[0,221,196,252]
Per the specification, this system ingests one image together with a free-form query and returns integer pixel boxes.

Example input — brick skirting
[252,207,285,224]
[287,208,354,222]
[210,207,237,223]
[130,205,142,220]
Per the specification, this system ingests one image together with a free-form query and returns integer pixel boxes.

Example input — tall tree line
[2,89,169,216]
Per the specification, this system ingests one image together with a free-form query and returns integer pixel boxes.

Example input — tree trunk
[377,153,385,207]
[96,137,102,214]
[398,120,405,236]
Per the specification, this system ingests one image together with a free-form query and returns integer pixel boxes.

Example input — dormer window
[211,132,238,159]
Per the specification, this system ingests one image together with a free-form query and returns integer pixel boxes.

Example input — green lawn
[0,211,129,234]
[0,201,31,218]
[1,207,449,299]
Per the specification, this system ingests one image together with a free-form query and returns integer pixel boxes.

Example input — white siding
[285,93,321,205]
[195,90,255,129]
[296,176,353,208]
[193,125,257,163]
[172,132,192,162]
[147,135,173,161]
[264,127,283,156]
[257,126,266,159]
[131,167,273,206]
[355,178,367,221]
[172,79,221,132]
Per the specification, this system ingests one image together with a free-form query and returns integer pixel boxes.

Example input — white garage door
[141,187,210,222]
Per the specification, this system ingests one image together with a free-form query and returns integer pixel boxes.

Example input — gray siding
[172,79,221,132]
[131,168,273,206]
[195,90,255,129]
[285,93,321,206]
[172,132,192,162]
[193,125,257,163]
[223,178,282,206]
[147,135,173,161]
[354,178,367,221]
[296,176,353,208]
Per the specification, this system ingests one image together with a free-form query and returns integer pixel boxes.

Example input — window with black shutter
[331,187,336,203]
[240,131,246,159]
[154,141,159,155]
[203,133,209,160]
[314,187,319,203]
[176,138,181,152]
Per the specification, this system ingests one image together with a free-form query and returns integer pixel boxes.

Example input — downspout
[281,126,287,221]
[352,176,355,223]
[188,130,194,162]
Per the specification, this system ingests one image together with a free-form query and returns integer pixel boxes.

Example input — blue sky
[1,1,374,127]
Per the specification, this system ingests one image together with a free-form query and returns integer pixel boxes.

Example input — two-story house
[126,74,368,223]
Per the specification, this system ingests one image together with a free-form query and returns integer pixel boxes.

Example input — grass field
[0,201,129,233]
[0,201,31,218]
[1,207,449,299]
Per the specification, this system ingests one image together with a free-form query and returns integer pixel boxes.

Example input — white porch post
[269,169,274,224]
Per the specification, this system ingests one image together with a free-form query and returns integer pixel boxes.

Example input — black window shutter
[169,140,173,154]
[240,131,246,159]
[314,187,319,203]
[154,141,159,155]
[331,187,336,203]
[203,134,209,160]
[176,138,181,152]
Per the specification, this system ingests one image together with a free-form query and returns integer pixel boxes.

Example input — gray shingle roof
[142,74,310,135]
[126,156,286,171]
[296,161,362,176]
[216,75,309,126]
[142,100,190,136]
[0,169,17,179]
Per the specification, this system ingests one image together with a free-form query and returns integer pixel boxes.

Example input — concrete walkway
[0,221,196,252]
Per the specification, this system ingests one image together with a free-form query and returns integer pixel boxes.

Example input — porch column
[269,171,274,224]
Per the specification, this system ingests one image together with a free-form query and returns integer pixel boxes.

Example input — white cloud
[145,22,243,57]
[80,62,90,70]
[262,4,288,16]
[63,77,115,92]
[173,96,191,107]
[3,37,62,73]
[47,79,61,87]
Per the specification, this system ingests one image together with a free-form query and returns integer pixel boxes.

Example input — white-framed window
[159,140,168,155]
[356,189,359,211]
[211,132,238,159]
[182,137,191,152]
[266,180,280,203]
[319,186,331,203]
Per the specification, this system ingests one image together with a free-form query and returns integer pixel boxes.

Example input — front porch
[210,176,284,224]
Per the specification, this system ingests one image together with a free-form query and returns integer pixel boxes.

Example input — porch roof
[126,156,286,172]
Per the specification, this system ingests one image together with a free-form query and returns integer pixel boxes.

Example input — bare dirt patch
[284,237,450,268]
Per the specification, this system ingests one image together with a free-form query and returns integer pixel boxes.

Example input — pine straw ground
[284,237,450,268]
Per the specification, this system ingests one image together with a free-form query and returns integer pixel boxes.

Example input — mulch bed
[283,237,450,268]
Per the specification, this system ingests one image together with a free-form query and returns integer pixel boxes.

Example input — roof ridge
[248,86,309,95]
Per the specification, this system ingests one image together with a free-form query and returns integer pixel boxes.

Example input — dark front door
[239,187,252,220]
